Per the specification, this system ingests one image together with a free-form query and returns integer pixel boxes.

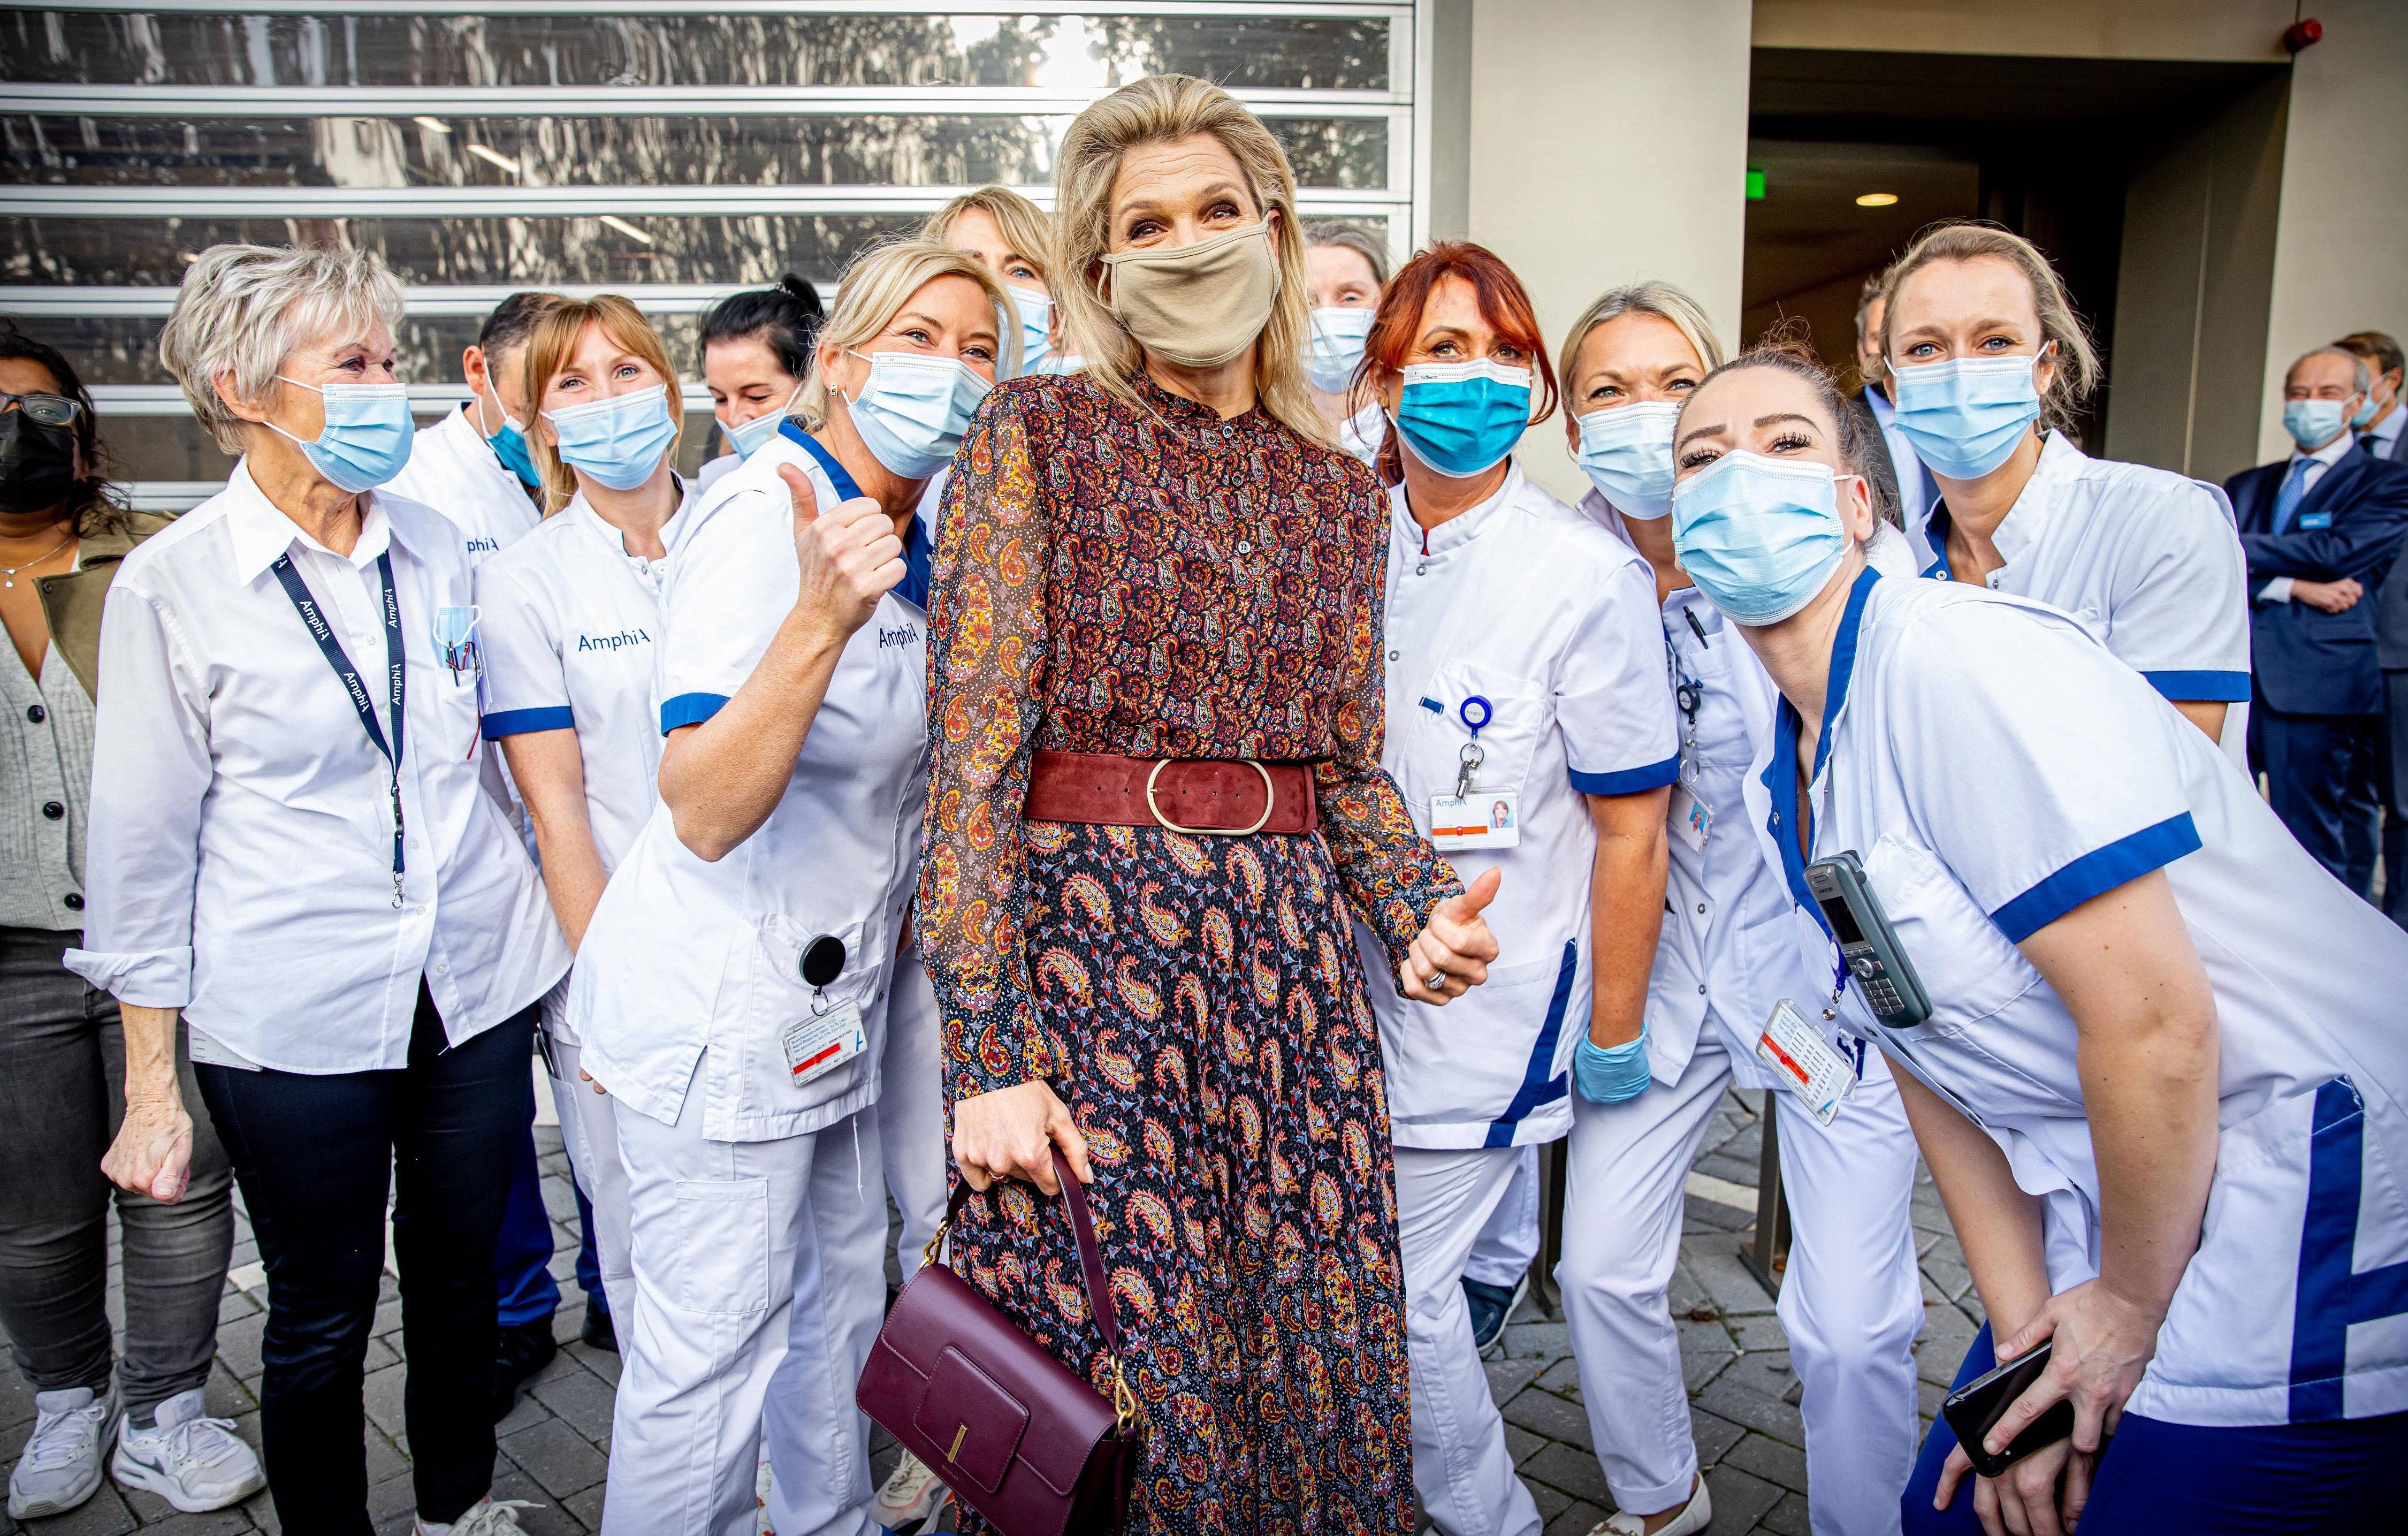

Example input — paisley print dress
[919,371,1460,1535]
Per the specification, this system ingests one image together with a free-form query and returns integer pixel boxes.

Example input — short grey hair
[1305,220,1390,288]
[158,244,406,452]
[2288,346,2372,395]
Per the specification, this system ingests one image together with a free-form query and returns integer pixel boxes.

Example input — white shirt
[1361,463,1678,1149]
[1863,386,1937,571]
[569,431,929,1140]
[1921,431,2250,705]
[65,462,568,1071]
[2257,429,2361,604]
[1744,568,2408,1426]
[1581,496,1914,1094]
[696,452,740,492]
[386,404,543,569]
[1339,400,1384,468]
[475,487,689,882]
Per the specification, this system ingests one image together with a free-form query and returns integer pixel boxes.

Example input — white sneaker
[415,1495,540,1534]
[874,1449,949,1533]
[8,1383,118,1519]
[1589,1476,1712,1536]
[110,1387,265,1513]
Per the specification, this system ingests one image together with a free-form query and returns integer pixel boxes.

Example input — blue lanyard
[270,550,407,908]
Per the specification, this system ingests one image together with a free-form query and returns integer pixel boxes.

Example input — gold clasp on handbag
[1111,1357,1141,1439]
[1144,758,1275,837]
[920,1216,951,1273]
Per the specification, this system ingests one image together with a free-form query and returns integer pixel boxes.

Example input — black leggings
[197,986,534,1534]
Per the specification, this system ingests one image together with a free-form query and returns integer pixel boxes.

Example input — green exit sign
[1746,168,1766,200]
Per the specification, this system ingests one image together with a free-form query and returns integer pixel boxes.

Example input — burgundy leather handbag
[857,1150,1142,1536]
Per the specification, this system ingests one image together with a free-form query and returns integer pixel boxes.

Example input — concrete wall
[1750,0,2292,61]
[1463,0,1753,504]
[2253,0,2408,465]
[2104,72,2289,484]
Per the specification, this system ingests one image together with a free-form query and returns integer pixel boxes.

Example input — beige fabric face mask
[1100,221,1281,369]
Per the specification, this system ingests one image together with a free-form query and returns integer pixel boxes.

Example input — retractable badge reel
[1428,693,1519,851]
[781,933,867,1088]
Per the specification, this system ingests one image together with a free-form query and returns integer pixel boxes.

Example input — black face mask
[0,412,79,514]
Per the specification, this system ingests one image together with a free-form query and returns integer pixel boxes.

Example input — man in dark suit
[2229,346,2408,893]
[2337,332,2408,921]
[1847,271,1926,560]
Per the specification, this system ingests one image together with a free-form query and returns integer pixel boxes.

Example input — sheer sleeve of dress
[1317,474,1464,992]
[919,389,1058,1100]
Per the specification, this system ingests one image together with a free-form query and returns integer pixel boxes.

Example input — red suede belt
[1023,749,1319,835]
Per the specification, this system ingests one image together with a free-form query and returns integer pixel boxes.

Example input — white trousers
[544,1032,635,1326]
[1464,1143,1543,1289]
[877,948,949,1282]
[1397,1146,1546,1536]
[603,1092,887,1536]
[1558,1046,1924,1535]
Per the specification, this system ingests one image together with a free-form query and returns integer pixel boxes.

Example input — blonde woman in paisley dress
[918,73,1505,1534]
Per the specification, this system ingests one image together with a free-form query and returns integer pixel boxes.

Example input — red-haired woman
[1358,243,1679,1536]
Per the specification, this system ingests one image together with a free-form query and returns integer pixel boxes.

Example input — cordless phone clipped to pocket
[1804,850,1932,1029]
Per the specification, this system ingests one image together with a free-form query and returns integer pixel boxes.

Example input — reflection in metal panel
[0,4,1423,483]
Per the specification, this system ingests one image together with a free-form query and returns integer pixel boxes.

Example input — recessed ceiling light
[1856,192,1900,208]
[412,116,451,134]
[465,143,521,175]
[598,214,654,245]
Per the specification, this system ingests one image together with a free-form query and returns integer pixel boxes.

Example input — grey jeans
[0,927,233,1416]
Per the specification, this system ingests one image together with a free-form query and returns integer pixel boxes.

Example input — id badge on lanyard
[1666,618,1710,852]
[1757,946,1866,1127]
[1429,693,1519,850]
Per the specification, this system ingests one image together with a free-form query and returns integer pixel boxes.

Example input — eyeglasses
[0,391,81,428]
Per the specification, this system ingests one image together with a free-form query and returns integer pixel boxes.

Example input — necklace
[0,530,72,588]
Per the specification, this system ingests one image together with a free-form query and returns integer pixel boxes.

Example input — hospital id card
[781,1001,865,1088]
[1668,783,1711,852]
[1430,789,1520,851]
[1755,999,1860,1127]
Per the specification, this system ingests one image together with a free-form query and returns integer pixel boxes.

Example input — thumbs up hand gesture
[1401,865,1503,1005]
[781,461,902,642]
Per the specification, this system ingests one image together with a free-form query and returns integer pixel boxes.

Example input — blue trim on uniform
[2139,669,2252,703]
[1568,754,1680,796]
[2288,1077,2408,1423]
[1817,565,1881,780]
[1763,566,1881,943]
[480,705,574,740]
[1921,501,1953,581]
[781,421,929,611]
[1987,812,2201,942]
[1482,940,1578,1148]
[659,691,730,733]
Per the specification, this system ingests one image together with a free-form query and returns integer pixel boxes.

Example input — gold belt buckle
[1144,758,1275,837]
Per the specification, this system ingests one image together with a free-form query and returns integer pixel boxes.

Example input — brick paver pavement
[2,1079,1984,1535]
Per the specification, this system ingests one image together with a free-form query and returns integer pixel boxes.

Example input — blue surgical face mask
[1007,288,1053,379]
[1574,401,1682,519]
[718,381,802,460]
[475,396,541,488]
[1392,359,1532,480]
[543,383,679,492]
[1886,346,2051,480]
[270,377,414,493]
[2285,397,2349,450]
[2351,385,2384,429]
[1672,451,1856,627]
[842,349,992,480]
[1308,306,1375,394]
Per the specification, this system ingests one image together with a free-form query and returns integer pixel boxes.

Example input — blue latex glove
[1573,1024,1652,1105]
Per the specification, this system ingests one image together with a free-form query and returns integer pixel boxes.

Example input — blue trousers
[492,1068,561,1330]
[2251,704,2384,896]
[1904,1326,2408,1534]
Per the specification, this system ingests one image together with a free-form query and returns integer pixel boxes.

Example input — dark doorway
[1742,48,2286,457]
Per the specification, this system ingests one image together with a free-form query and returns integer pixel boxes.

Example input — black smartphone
[1940,1341,2075,1478]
